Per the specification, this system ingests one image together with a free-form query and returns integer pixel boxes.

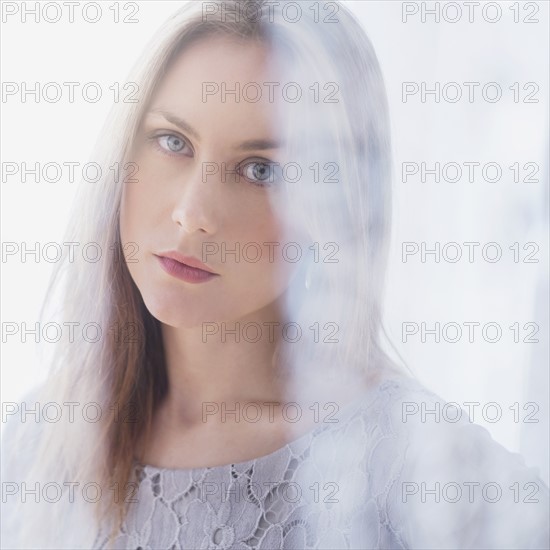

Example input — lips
[155,251,219,283]
[157,251,218,274]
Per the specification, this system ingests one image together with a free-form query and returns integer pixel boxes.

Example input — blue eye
[241,160,282,186]
[157,134,190,155]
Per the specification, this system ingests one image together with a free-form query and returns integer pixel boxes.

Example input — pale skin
[120,35,370,469]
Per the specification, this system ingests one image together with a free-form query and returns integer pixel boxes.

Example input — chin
[141,292,216,328]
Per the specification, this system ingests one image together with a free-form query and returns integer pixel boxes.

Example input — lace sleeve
[384,385,550,549]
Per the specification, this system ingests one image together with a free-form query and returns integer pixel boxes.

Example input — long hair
[5,1,399,547]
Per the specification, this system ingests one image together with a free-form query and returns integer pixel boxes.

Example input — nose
[171,164,218,234]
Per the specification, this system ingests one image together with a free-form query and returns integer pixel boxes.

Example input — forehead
[148,34,289,140]
[167,34,278,87]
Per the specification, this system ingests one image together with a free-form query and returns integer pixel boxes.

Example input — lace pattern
[91,376,549,549]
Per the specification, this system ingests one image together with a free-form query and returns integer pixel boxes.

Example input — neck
[159,299,288,425]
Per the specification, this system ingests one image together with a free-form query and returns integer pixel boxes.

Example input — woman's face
[120,35,302,328]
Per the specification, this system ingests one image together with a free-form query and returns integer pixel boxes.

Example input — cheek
[119,175,160,274]
[118,185,133,242]
[119,184,146,252]
[119,155,161,240]
[230,210,297,293]
[118,185,144,287]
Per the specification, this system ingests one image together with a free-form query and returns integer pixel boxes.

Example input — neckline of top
[135,374,413,475]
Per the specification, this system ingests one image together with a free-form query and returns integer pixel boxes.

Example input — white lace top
[87,375,549,549]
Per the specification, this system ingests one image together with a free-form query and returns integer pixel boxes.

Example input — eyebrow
[236,138,283,151]
[146,109,284,151]
[148,109,201,141]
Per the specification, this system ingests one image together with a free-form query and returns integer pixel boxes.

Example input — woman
[2,1,548,548]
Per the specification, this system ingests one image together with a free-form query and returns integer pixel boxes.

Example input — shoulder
[355,374,550,549]
[355,373,538,471]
